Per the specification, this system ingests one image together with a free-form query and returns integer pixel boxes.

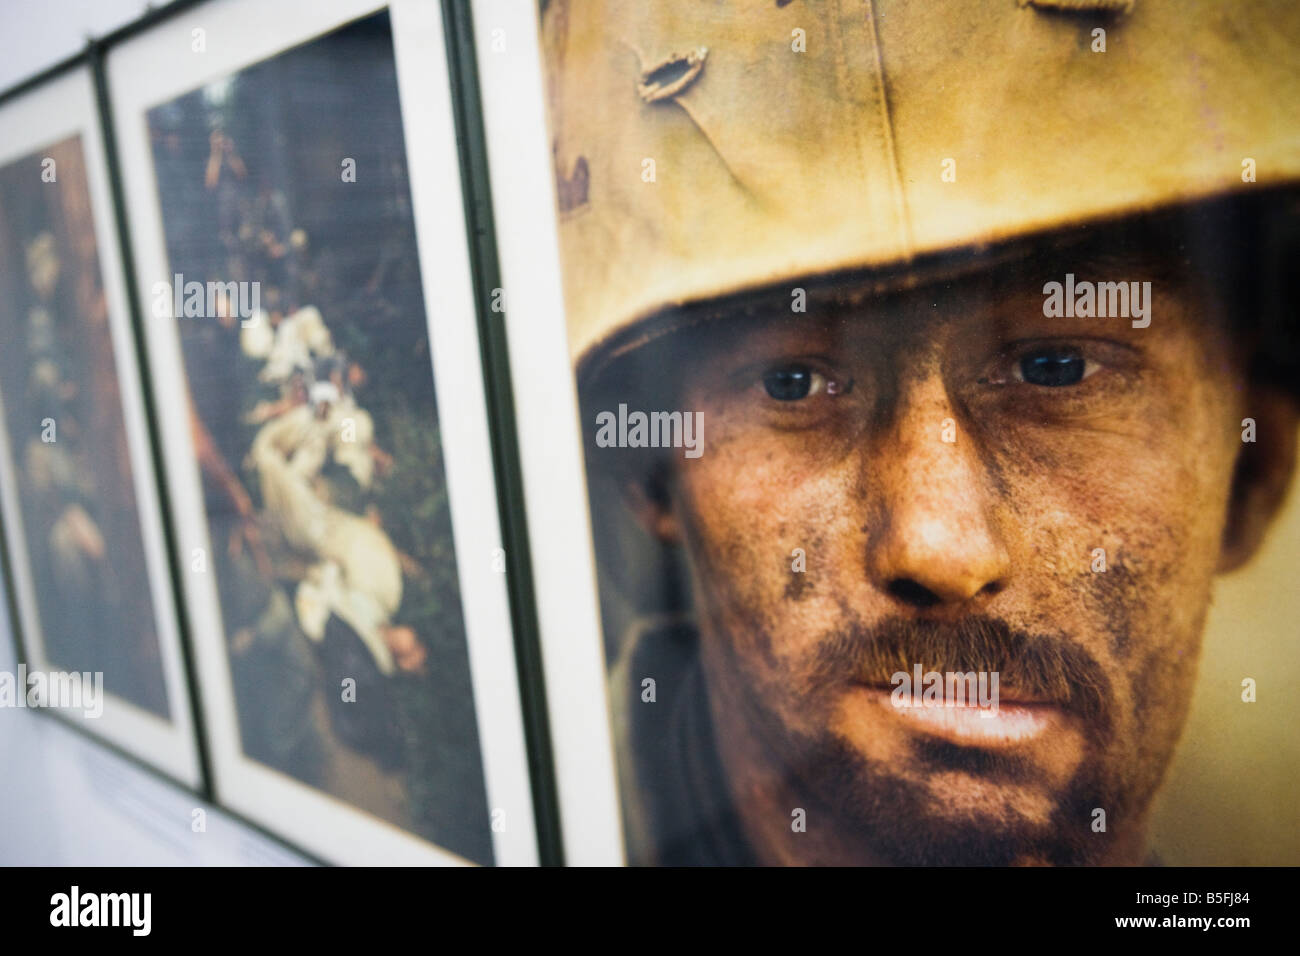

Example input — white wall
[0,0,151,92]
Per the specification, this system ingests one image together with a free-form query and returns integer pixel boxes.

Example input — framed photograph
[476,0,1300,867]
[0,68,202,788]
[108,0,539,865]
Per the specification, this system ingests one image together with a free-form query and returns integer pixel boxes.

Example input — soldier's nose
[866,373,1010,609]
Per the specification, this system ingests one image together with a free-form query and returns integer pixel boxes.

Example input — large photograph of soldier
[145,12,493,864]
[541,0,1300,865]
[0,135,169,718]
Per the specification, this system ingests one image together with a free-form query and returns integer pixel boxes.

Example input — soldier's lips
[853,684,1065,746]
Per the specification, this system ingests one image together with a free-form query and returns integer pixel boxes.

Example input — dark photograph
[0,135,169,718]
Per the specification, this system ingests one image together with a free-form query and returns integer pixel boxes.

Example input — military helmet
[539,0,1300,380]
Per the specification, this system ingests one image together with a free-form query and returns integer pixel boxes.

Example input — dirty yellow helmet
[540,0,1300,378]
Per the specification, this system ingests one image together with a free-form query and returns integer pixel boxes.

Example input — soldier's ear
[620,456,683,544]
[1218,385,1299,572]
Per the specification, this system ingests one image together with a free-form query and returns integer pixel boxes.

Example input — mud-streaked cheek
[678,436,854,600]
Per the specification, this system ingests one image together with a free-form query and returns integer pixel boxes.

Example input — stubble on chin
[702,618,1134,866]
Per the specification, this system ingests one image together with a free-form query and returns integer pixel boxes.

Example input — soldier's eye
[1016,347,1092,387]
[759,363,851,402]
[763,365,816,400]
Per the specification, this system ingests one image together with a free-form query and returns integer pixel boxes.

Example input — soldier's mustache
[811,615,1113,731]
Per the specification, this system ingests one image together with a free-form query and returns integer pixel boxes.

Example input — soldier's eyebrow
[1026,232,1193,286]
[1075,250,1173,280]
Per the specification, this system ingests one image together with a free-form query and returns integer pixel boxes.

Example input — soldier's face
[653,260,1284,864]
